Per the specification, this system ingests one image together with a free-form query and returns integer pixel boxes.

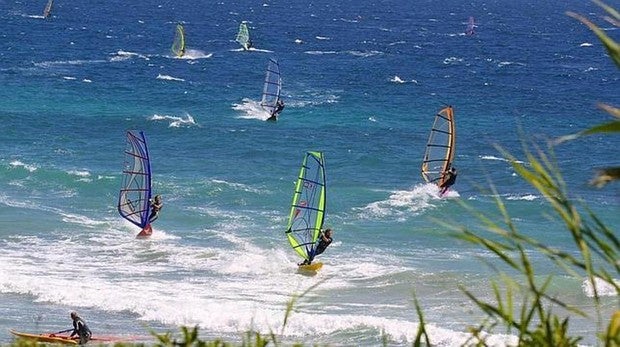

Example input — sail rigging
[235,22,251,50]
[118,131,152,229]
[43,0,53,18]
[285,152,327,262]
[171,24,186,57]
[260,58,282,116]
[421,106,456,187]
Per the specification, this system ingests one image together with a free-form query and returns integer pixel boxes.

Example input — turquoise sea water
[1,0,618,345]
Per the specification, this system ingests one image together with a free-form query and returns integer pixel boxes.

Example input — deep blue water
[1,0,618,345]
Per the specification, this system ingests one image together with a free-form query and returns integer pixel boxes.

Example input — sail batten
[285,152,326,262]
[421,106,456,187]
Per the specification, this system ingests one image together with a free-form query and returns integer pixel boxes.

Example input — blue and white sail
[260,58,282,116]
[118,131,152,229]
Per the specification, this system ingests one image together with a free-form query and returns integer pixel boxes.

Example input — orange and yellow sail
[421,106,456,187]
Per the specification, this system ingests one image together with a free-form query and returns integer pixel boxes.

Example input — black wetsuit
[314,234,332,257]
[70,316,92,345]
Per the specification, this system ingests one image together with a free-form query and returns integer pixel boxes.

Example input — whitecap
[156,73,185,82]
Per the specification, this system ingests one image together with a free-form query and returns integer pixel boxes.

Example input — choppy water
[1,0,618,345]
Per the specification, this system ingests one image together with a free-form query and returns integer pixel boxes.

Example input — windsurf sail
[171,23,186,57]
[260,58,282,116]
[235,22,251,50]
[421,106,456,187]
[43,0,53,18]
[285,151,327,263]
[118,131,152,229]
[465,16,475,35]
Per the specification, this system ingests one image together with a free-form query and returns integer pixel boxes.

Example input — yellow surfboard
[298,262,323,272]
[10,330,78,345]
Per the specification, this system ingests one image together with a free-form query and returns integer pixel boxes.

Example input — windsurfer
[274,99,285,115]
[439,167,458,194]
[299,228,333,265]
[69,311,92,345]
[148,195,163,222]
[268,100,285,121]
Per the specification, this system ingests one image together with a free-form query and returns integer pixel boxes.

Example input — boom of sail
[260,58,282,116]
[118,131,152,229]
[285,152,327,263]
[171,23,186,57]
[235,22,251,50]
[43,0,53,18]
[421,106,456,187]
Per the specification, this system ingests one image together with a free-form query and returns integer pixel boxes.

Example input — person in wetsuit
[299,228,333,265]
[69,311,92,345]
[439,167,457,195]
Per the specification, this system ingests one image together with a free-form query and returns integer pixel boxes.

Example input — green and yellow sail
[171,23,186,57]
[285,151,327,262]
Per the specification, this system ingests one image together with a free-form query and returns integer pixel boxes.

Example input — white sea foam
[390,75,418,84]
[172,49,213,59]
[315,36,331,40]
[347,50,383,57]
[156,73,185,82]
[391,75,405,83]
[109,50,150,62]
[357,183,453,221]
[443,57,463,65]
[67,170,90,177]
[497,61,526,68]
[479,155,524,164]
[9,160,38,172]
[232,98,272,121]
[582,277,619,297]
[150,113,197,127]
[579,42,593,47]
[505,194,539,201]
[304,50,337,55]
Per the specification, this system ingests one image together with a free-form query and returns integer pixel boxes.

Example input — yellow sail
[171,24,186,57]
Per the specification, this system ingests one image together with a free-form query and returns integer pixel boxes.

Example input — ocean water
[0,0,618,345]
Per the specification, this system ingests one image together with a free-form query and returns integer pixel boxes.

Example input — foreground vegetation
[6,1,619,347]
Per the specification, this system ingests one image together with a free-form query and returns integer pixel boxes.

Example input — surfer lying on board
[299,228,333,265]
[439,167,457,195]
[69,311,91,345]
[148,195,163,223]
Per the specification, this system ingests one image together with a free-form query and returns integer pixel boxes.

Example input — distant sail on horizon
[285,151,327,264]
[465,16,476,35]
[260,58,282,117]
[118,131,153,235]
[236,22,251,50]
[421,106,456,188]
[43,0,53,18]
[171,23,186,57]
